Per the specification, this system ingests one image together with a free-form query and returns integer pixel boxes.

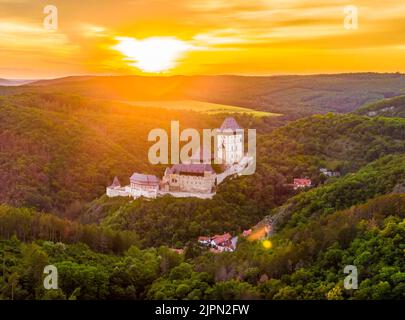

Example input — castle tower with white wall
[216,117,244,165]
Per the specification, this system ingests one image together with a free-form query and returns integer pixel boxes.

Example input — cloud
[1,0,405,77]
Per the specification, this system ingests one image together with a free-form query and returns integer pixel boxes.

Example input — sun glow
[262,240,272,249]
[113,37,191,73]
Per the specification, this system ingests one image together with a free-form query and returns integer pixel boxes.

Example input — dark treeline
[0,194,403,300]
[0,205,138,254]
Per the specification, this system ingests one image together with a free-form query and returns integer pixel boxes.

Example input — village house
[161,163,216,194]
[198,233,236,252]
[319,168,340,178]
[293,178,312,190]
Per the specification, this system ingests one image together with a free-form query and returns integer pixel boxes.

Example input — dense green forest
[1,194,403,299]
[0,88,404,300]
[78,155,405,248]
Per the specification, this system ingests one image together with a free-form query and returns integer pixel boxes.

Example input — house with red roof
[293,178,312,190]
[212,233,235,252]
[198,233,236,252]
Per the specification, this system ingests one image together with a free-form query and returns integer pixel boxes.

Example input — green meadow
[120,99,280,117]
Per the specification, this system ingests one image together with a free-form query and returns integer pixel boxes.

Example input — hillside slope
[87,113,405,248]
[356,95,405,118]
[264,154,405,231]
[0,92,235,215]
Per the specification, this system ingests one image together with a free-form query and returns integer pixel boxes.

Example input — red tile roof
[293,178,312,186]
[212,233,232,246]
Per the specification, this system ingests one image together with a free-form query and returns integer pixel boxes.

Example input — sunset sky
[1,0,405,78]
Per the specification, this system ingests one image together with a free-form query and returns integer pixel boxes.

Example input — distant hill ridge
[24,73,405,116]
[0,78,35,86]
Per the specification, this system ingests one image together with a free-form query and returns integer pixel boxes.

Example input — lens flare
[262,240,272,249]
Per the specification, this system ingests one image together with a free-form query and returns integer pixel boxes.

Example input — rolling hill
[0,92,277,216]
[82,113,405,249]
[0,78,35,86]
[25,73,405,117]
[1,81,405,300]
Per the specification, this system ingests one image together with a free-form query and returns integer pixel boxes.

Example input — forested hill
[1,89,404,220]
[0,92,277,215]
[84,114,405,248]
[261,154,405,232]
[356,95,405,118]
[23,73,405,117]
[0,89,405,299]
[0,92,225,215]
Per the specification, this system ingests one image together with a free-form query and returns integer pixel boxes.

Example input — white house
[320,168,340,178]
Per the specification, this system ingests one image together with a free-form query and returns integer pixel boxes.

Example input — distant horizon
[3,71,405,82]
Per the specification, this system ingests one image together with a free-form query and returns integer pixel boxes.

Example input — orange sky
[1,0,405,78]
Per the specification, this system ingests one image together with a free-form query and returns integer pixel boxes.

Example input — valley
[0,74,404,300]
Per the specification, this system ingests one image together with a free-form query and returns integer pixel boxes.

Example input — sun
[113,36,191,73]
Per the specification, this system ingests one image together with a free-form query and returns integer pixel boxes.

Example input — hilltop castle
[106,117,250,199]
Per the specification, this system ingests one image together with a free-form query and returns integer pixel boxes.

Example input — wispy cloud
[1,0,405,77]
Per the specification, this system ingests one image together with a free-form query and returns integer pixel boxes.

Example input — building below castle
[293,178,312,190]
